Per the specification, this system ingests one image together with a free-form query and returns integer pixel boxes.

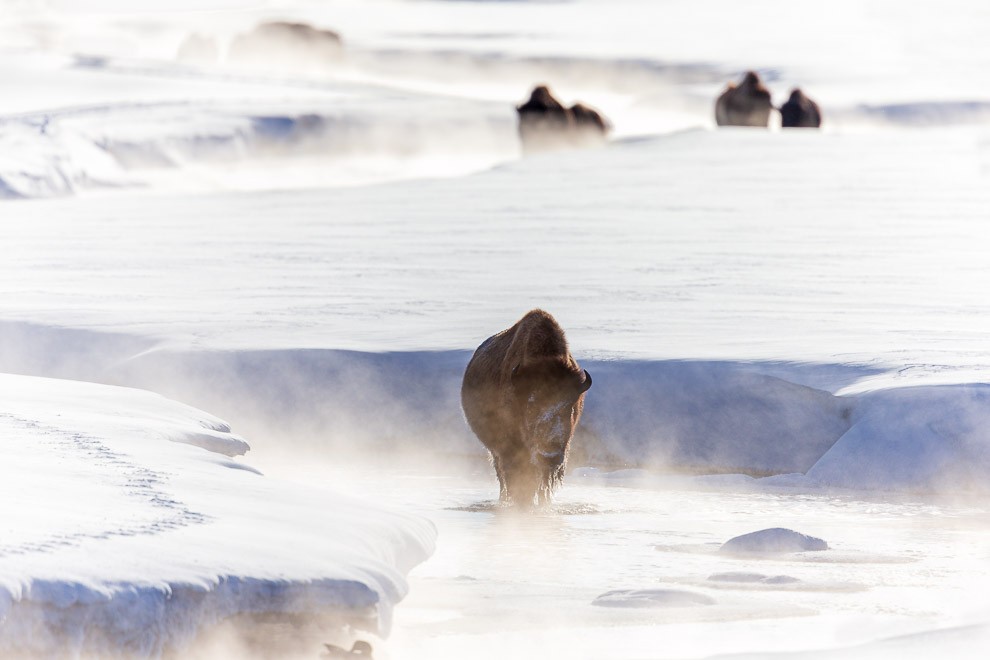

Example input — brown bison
[715,71,773,127]
[461,310,592,507]
[570,102,611,137]
[780,88,822,128]
[517,85,610,152]
[228,21,343,69]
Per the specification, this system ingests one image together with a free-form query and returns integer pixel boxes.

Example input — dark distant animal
[461,309,592,507]
[570,102,611,136]
[780,88,822,128]
[715,71,773,127]
[324,641,373,659]
[228,21,343,68]
[516,85,610,152]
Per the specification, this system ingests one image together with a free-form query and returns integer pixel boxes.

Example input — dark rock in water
[517,85,610,153]
[720,527,828,554]
[708,571,801,584]
[715,71,773,127]
[780,88,822,128]
[592,588,716,608]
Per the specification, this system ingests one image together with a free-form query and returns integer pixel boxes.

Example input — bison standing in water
[462,310,592,508]
[780,88,822,128]
[715,71,773,127]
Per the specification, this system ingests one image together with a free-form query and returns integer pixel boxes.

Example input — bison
[715,71,773,127]
[780,88,822,128]
[461,310,592,507]
[228,21,343,70]
[570,102,611,141]
[517,85,610,153]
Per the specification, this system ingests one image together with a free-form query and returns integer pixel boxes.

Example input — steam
[166,615,381,660]
[0,101,519,199]
[5,320,990,499]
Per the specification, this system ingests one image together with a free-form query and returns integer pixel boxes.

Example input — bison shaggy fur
[780,88,822,128]
[715,71,773,127]
[228,21,343,68]
[461,310,592,507]
[517,85,610,153]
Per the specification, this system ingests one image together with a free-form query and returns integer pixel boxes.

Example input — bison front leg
[492,452,509,503]
[503,456,542,509]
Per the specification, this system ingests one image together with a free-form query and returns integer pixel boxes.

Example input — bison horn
[578,369,592,393]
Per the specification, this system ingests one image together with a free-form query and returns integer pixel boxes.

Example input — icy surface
[0,373,435,656]
[592,588,716,608]
[707,572,801,585]
[313,465,990,660]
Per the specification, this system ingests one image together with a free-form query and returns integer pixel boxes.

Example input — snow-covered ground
[3,0,990,657]
[0,372,435,657]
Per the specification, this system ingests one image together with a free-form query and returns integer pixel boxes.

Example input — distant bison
[228,21,343,70]
[176,33,220,65]
[462,310,592,507]
[780,88,822,128]
[517,85,610,152]
[570,102,610,135]
[715,71,773,127]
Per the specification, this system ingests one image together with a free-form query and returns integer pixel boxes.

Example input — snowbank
[0,93,515,198]
[0,324,858,473]
[5,321,990,494]
[0,373,435,657]
[577,361,852,474]
[804,385,990,492]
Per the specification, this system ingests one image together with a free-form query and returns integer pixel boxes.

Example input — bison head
[510,362,592,477]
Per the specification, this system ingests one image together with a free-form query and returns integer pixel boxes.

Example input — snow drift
[0,372,435,657]
[804,385,990,492]
[0,95,516,198]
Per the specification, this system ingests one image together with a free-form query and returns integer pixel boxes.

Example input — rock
[719,527,827,554]
[592,588,716,608]
[708,571,801,584]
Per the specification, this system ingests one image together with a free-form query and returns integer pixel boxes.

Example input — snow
[3,0,990,657]
[0,373,435,657]
[719,528,829,555]
[804,385,990,492]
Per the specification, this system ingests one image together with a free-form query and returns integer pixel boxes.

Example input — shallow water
[273,461,990,659]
